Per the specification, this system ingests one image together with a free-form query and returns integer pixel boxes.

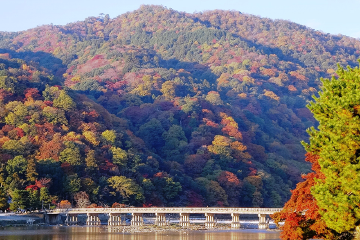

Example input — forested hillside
[0,5,359,210]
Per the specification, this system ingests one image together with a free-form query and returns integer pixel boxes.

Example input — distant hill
[0,5,359,209]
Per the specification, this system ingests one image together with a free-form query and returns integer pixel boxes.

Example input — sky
[1,0,360,39]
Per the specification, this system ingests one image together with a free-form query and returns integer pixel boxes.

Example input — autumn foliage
[272,153,337,239]
[59,200,72,209]
[0,5,360,212]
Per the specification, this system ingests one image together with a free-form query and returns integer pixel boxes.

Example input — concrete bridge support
[205,213,215,229]
[46,207,282,228]
[65,214,78,225]
[108,213,121,226]
[86,213,100,225]
[258,214,269,229]
[231,213,240,228]
[131,213,143,226]
[179,213,190,227]
[155,213,167,226]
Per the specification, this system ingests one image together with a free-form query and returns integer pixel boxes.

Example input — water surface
[0,226,280,240]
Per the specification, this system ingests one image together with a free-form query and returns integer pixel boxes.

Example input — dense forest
[0,5,360,210]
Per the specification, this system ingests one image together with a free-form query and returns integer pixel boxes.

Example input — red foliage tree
[37,133,63,160]
[272,153,337,240]
[113,202,126,208]
[35,178,51,188]
[14,128,24,138]
[24,88,40,101]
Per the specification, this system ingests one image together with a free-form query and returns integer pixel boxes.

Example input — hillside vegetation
[0,5,359,210]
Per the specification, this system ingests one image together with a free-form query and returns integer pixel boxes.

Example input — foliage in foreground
[274,63,360,239]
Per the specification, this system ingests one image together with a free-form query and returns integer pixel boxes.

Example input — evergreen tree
[85,150,98,173]
[0,187,8,211]
[9,189,29,211]
[304,63,360,234]
[27,188,40,210]
[26,158,38,183]
[39,187,52,206]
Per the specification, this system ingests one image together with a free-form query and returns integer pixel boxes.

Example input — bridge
[45,207,282,229]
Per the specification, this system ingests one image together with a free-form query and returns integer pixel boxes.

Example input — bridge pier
[86,213,100,225]
[45,207,282,228]
[108,213,121,226]
[231,213,240,228]
[131,213,143,226]
[179,213,190,227]
[65,214,78,225]
[155,213,167,226]
[258,214,269,229]
[205,213,215,228]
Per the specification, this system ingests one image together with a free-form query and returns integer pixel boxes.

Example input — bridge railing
[47,207,283,214]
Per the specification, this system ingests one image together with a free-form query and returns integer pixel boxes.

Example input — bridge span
[46,207,282,229]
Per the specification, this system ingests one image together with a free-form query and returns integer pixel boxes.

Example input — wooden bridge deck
[47,207,282,215]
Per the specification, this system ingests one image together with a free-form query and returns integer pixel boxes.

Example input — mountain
[0,5,359,209]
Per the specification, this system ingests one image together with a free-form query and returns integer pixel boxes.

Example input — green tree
[162,125,187,162]
[108,176,144,204]
[304,63,360,234]
[53,90,76,110]
[42,106,68,125]
[85,150,98,173]
[161,177,182,200]
[9,189,29,211]
[181,97,201,114]
[64,174,81,195]
[26,158,38,183]
[136,118,164,151]
[195,177,228,206]
[81,178,99,202]
[6,156,27,176]
[0,187,8,210]
[0,76,17,93]
[110,147,128,167]
[40,187,53,206]
[27,188,40,210]
[2,140,25,155]
[59,142,82,167]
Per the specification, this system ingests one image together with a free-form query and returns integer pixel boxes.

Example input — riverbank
[0,213,44,226]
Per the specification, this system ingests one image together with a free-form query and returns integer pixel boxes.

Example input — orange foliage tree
[59,200,72,209]
[272,153,338,240]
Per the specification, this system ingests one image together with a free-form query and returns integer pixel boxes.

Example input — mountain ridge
[0,5,359,210]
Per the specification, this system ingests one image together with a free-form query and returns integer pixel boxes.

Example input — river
[0,226,281,240]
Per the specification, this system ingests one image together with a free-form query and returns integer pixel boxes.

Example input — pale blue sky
[1,0,360,38]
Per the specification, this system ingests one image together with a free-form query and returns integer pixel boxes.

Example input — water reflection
[0,226,280,240]
[231,231,240,240]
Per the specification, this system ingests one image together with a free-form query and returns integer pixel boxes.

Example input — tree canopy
[0,5,360,211]
[274,63,360,239]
